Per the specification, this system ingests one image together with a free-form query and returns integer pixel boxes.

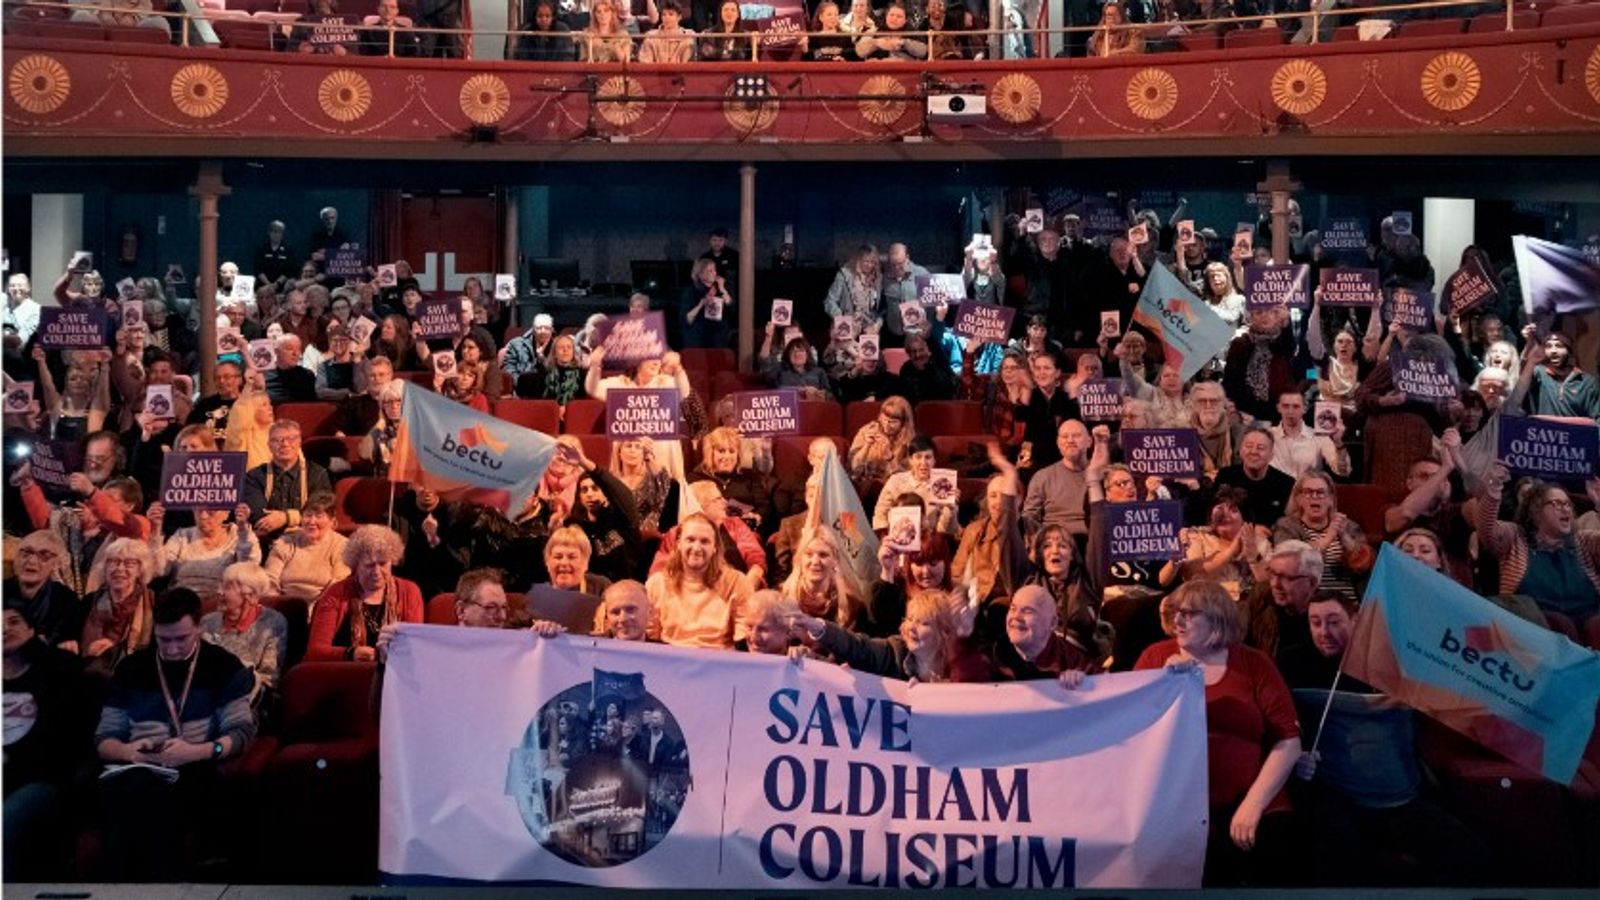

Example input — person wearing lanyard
[93,588,257,881]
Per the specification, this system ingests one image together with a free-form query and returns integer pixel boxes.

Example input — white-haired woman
[201,562,289,704]
[146,501,261,598]
[79,538,155,668]
[308,524,421,661]
[359,378,405,477]
[741,590,801,655]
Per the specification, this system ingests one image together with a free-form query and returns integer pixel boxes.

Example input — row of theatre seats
[1165,3,1600,52]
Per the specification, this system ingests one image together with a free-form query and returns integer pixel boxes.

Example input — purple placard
[36,307,108,350]
[916,273,965,306]
[1497,416,1598,479]
[159,451,249,510]
[605,388,681,440]
[327,244,365,277]
[306,14,360,47]
[415,299,459,339]
[1384,287,1436,332]
[1442,257,1499,317]
[1245,264,1311,310]
[1105,500,1184,563]
[29,440,83,502]
[1121,428,1202,479]
[1320,218,1367,263]
[1319,268,1382,307]
[757,11,806,46]
[1076,197,1125,236]
[1388,350,1457,401]
[733,389,800,437]
[592,311,668,370]
[950,302,1015,345]
[1078,378,1125,422]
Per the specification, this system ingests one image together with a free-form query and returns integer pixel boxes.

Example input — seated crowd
[2,194,1598,886]
[9,0,1572,61]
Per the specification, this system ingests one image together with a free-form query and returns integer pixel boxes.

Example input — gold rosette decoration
[170,64,229,119]
[459,73,510,125]
[1125,68,1178,121]
[1585,45,1600,105]
[594,75,645,126]
[989,73,1042,124]
[318,70,372,123]
[858,75,908,126]
[1269,59,1326,116]
[8,55,70,115]
[1420,51,1481,112]
[723,83,779,133]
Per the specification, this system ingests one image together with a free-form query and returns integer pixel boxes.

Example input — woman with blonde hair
[692,425,776,535]
[223,390,274,469]
[644,513,751,649]
[308,524,422,661]
[610,438,672,533]
[794,590,988,682]
[847,395,915,484]
[79,538,156,669]
[780,528,866,629]
[581,0,635,61]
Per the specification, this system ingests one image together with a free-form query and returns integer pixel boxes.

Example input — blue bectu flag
[814,443,880,585]
[1512,235,1600,318]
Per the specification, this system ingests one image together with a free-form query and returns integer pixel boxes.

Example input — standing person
[1476,466,1600,637]
[681,258,734,349]
[1272,474,1372,604]
[4,273,40,343]
[876,242,930,346]
[699,227,738,282]
[1018,348,1078,471]
[252,220,296,293]
[1021,419,1093,542]
[1212,428,1295,528]
[93,589,256,882]
[1268,391,1351,480]
[1135,581,1301,886]
[824,245,883,341]
[1517,327,1600,420]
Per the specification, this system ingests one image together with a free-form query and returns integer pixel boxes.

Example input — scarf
[1194,413,1234,475]
[264,453,310,520]
[1245,330,1275,404]
[346,576,397,650]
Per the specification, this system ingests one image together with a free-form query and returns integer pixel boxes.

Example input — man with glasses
[187,360,246,446]
[453,569,513,628]
[1212,427,1295,528]
[1245,540,1323,660]
[243,420,333,554]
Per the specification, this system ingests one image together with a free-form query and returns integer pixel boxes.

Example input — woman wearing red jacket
[308,524,422,661]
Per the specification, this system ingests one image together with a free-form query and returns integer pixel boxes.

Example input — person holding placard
[758,325,831,395]
[1267,391,1350,481]
[960,346,1031,453]
[1353,333,1463,488]
[872,436,958,538]
[1475,465,1600,636]
[1315,327,1367,412]
[681,258,733,350]
[1223,307,1305,425]
[146,501,260,598]
[1085,438,1180,667]
[31,346,109,443]
[824,246,883,343]
[610,438,672,535]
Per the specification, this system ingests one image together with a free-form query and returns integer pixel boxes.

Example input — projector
[927,92,987,122]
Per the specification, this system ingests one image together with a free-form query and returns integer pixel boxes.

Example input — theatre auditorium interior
[3,0,1600,893]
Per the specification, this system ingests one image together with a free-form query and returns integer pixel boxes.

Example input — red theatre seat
[882,348,908,375]
[1542,3,1600,27]
[680,348,737,373]
[275,401,340,437]
[561,398,606,434]
[261,595,311,666]
[915,401,985,435]
[493,397,561,435]
[931,435,992,468]
[1334,483,1398,544]
[425,594,458,624]
[1176,32,1219,52]
[845,400,882,438]
[23,18,107,40]
[711,369,766,400]
[1396,18,1464,38]
[262,662,381,883]
[1468,11,1538,32]
[212,17,277,49]
[333,476,393,532]
[1223,27,1286,49]
[301,435,369,478]
[574,434,611,465]
[797,399,843,436]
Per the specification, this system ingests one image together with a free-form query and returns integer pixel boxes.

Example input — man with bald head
[985,585,1098,679]
[1022,418,1093,541]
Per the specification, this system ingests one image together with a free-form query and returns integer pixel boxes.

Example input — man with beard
[1190,380,1244,477]
[1212,428,1295,529]
[878,242,930,347]
[1517,326,1600,419]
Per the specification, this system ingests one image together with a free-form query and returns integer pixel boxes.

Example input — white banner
[379,626,1210,888]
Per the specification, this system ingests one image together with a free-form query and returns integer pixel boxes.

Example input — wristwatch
[211,740,224,760]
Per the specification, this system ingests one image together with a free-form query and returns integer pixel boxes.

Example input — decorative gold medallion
[1585,45,1600,105]
[8,55,70,114]
[723,82,779,132]
[1420,51,1481,112]
[460,73,510,125]
[318,70,372,123]
[1125,68,1178,121]
[989,73,1042,124]
[1270,59,1327,116]
[170,64,229,118]
[594,75,645,126]
[858,75,908,126]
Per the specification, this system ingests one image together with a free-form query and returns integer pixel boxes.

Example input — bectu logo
[439,423,508,469]
[1439,627,1536,693]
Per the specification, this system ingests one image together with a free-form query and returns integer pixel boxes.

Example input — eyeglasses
[1544,498,1574,510]
[1107,478,1136,490]
[105,558,141,570]
[18,548,58,561]
[1268,571,1310,583]
[268,436,301,447]
[1171,607,1205,622]
[1297,488,1330,499]
[462,599,509,618]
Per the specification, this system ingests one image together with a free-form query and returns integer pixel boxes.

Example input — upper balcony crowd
[5,0,1597,61]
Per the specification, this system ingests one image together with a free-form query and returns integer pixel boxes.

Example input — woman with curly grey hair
[307,524,422,661]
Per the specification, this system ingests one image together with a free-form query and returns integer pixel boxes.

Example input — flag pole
[387,478,397,526]
[1310,606,1361,757]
